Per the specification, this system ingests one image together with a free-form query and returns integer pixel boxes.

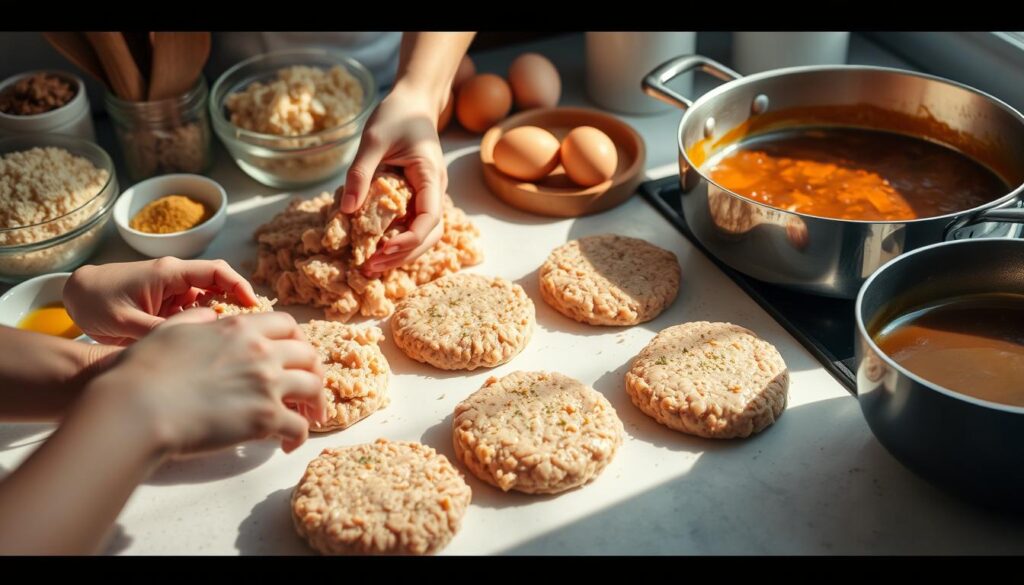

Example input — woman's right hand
[84,309,326,456]
[337,85,446,277]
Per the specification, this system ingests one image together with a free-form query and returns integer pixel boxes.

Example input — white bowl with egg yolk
[0,272,88,340]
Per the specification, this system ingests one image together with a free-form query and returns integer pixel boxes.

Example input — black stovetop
[640,176,857,394]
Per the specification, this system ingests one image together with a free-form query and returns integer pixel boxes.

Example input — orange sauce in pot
[704,127,1008,221]
[873,293,1024,406]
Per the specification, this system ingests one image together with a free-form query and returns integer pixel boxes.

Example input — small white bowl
[0,71,96,141]
[113,174,227,259]
[0,272,84,337]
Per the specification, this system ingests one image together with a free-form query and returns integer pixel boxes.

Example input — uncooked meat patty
[291,439,471,555]
[452,370,624,494]
[390,273,535,370]
[625,321,788,438]
[539,234,680,326]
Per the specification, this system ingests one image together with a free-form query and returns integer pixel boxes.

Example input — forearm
[394,31,476,117]
[0,327,122,421]
[0,381,167,554]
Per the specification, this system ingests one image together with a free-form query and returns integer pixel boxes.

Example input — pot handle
[642,55,742,111]
[970,206,1024,223]
[945,201,1024,239]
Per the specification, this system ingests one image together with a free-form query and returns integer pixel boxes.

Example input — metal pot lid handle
[642,54,742,111]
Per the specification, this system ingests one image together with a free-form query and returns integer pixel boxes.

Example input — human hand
[337,84,445,276]
[64,257,260,346]
[0,326,124,421]
[85,309,326,455]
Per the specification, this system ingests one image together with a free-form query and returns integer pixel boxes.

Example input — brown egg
[456,74,513,134]
[453,55,476,91]
[438,89,455,132]
[493,126,561,182]
[560,126,619,187]
[508,53,561,110]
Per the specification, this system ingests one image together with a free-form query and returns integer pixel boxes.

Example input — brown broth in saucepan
[706,127,1009,221]
[873,293,1024,406]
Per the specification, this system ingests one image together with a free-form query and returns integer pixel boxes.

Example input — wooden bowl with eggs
[480,107,646,218]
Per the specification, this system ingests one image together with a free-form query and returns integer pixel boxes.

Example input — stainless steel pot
[854,238,1024,509]
[643,55,1024,298]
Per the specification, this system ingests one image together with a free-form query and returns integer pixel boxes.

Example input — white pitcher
[586,31,697,114]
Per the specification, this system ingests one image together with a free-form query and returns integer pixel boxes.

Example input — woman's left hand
[63,257,260,345]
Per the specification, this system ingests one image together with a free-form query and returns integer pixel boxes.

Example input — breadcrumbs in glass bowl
[210,49,377,189]
[0,134,118,283]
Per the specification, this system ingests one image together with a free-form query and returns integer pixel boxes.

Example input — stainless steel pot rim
[854,237,1024,414]
[677,63,1024,226]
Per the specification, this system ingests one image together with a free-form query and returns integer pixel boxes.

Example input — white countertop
[2,33,1023,555]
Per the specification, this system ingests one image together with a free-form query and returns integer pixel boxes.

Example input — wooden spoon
[85,31,146,101]
[122,31,152,90]
[148,32,211,101]
[42,32,110,88]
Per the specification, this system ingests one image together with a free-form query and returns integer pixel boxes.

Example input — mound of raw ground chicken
[252,189,483,322]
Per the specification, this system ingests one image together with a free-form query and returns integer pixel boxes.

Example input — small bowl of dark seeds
[0,71,96,141]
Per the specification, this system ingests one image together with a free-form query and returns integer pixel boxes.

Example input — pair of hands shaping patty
[62,257,328,456]
[0,258,334,555]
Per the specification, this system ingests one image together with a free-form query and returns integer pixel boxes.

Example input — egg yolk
[18,303,83,339]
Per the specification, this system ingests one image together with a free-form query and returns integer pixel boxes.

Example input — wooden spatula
[148,32,212,101]
[85,31,146,101]
[42,32,110,89]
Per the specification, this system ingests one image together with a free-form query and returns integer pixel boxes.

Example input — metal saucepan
[854,238,1024,509]
[643,55,1024,298]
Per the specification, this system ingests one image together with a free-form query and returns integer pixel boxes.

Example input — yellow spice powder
[130,195,212,234]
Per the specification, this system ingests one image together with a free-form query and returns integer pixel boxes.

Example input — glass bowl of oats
[0,133,119,283]
[210,48,377,189]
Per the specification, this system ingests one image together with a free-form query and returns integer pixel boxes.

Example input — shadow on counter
[494,395,1024,555]
[146,441,278,486]
[235,486,312,555]
[102,523,134,555]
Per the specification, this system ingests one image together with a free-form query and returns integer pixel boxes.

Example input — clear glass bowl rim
[209,47,378,149]
[0,133,117,243]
